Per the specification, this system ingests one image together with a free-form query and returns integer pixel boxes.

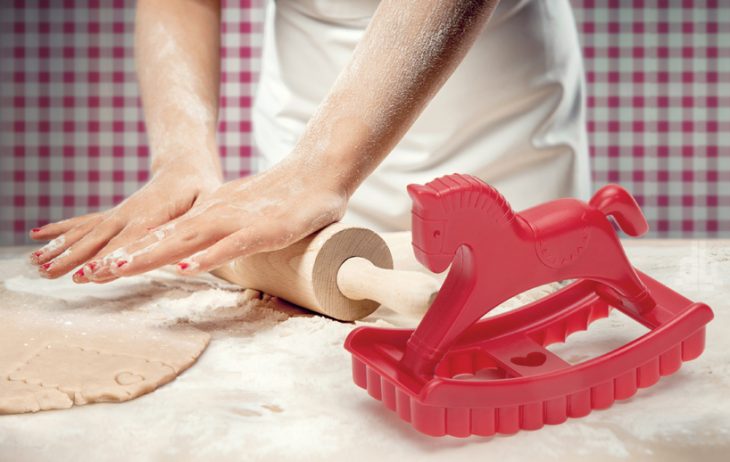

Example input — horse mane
[423,174,515,224]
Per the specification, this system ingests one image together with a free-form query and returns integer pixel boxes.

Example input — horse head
[408,174,516,274]
[408,183,452,273]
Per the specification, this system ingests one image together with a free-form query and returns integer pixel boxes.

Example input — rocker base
[345,270,713,437]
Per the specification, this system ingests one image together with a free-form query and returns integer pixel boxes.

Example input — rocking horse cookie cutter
[345,173,713,437]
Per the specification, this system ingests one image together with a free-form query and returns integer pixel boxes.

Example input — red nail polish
[73,268,84,278]
[41,262,52,270]
[31,228,41,233]
[33,251,43,257]
[87,261,98,270]
[116,260,128,268]
[178,262,189,271]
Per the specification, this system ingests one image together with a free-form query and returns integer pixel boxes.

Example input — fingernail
[177,260,200,273]
[81,261,99,279]
[72,268,85,282]
[39,262,52,277]
[29,250,43,264]
[31,228,41,233]
[116,260,128,268]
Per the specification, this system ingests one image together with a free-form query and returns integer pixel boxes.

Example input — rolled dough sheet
[0,307,209,414]
[0,264,242,415]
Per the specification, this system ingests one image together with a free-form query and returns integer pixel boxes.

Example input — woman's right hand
[29,162,222,282]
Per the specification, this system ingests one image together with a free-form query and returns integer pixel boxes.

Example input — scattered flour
[0,242,729,461]
[40,235,65,254]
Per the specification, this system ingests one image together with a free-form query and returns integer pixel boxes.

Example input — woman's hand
[79,157,348,282]
[29,163,221,281]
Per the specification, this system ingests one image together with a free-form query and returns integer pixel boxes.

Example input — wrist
[150,164,223,198]
[283,149,357,201]
[150,142,223,182]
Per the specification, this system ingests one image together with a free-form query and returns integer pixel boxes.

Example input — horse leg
[580,239,656,314]
[400,246,507,377]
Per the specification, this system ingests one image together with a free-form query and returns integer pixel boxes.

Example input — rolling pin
[211,223,440,321]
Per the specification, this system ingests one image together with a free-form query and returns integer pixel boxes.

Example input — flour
[4,263,253,327]
[39,235,65,254]
[102,247,131,264]
[1,242,729,461]
[5,273,153,303]
[55,248,72,261]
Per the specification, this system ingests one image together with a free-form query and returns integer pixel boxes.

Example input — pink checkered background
[1,0,728,244]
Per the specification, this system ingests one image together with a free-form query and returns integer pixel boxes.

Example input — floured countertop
[0,240,728,462]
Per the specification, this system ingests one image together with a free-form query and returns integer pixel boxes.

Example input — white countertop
[0,240,728,462]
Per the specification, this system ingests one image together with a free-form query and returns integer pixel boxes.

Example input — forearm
[289,0,498,196]
[135,0,222,177]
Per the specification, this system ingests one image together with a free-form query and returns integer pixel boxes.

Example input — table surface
[0,240,729,462]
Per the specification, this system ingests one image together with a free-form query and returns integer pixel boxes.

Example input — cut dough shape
[0,268,214,415]
[8,344,177,406]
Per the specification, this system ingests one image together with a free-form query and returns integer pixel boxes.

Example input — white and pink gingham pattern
[574,0,729,235]
[1,0,728,244]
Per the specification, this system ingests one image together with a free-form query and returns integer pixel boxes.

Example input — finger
[78,213,193,282]
[30,235,67,266]
[80,219,174,280]
[72,261,102,284]
[176,221,302,275]
[29,212,103,241]
[89,216,228,280]
[81,225,173,282]
[77,270,118,284]
[72,260,118,285]
[39,217,125,279]
[94,222,154,259]
[31,216,104,266]
[72,223,149,283]
[73,260,123,284]
[89,207,197,270]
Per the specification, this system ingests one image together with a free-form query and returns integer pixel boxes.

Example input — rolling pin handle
[336,257,439,316]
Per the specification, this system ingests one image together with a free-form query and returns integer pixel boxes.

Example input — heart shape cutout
[510,352,547,367]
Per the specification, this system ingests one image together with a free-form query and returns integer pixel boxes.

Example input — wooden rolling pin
[211,223,440,321]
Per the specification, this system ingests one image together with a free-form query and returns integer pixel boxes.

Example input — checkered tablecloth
[1,0,728,244]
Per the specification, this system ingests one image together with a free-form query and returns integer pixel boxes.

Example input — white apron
[252,0,591,232]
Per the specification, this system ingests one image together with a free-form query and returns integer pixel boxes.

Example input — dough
[0,265,218,415]
[0,311,209,414]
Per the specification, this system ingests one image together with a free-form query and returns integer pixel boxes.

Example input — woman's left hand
[81,158,348,282]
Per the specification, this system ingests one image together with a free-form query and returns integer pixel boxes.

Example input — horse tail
[589,184,649,237]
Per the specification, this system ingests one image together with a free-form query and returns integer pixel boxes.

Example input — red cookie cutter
[345,173,713,437]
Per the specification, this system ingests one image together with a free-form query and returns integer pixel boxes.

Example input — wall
[1,0,728,244]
